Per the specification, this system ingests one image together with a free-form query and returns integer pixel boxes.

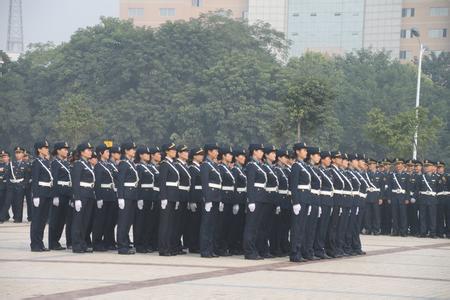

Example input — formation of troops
[0,141,448,262]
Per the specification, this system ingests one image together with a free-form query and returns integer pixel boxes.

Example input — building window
[128,8,144,17]
[399,50,411,60]
[400,29,412,38]
[402,8,415,17]
[334,12,342,16]
[429,29,447,38]
[192,0,203,7]
[432,50,443,56]
[160,8,176,17]
[430,7,449,16]
[293,12,299,17]
[310,12,317,16]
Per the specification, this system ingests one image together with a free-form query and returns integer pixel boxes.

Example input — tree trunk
[297,118,301,142]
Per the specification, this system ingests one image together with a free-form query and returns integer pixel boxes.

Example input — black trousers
[243,202,266,258]
[290,203,309,260]
[0,188,7,221]
[326,205,340,256]
[117,199,137,253]
[229,203,246,254]
[2,185,25,222]
[314,205,332,257]
[200,201,219,256]
[93,201,117,250]
[407,202,420,235]
[270,206,291,256]
[380,200,392,234]
[25,186,32,221]
[215,202,233,254]
[159,201,176,255]
[172,201,188,251]
[149,200,159,251]
[133,200,153,251]
[48,195,71,248]
[71,198,95,252]
[30,196,51,250]
[256,202,275,257]
[346,205,362,252]
[337,206,350,254]
[303,204,319,258]
[364,201,380,233]
[436,197,450,236]
[186,202,202,252]
[391,195,408,235]
[419,203,437,236]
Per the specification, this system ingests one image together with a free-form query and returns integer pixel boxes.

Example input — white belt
[359,192,367,199]
[311,189,321,195]
[222,186,234,191]
[194,185,202,190]
[124,182,138,188]
[100,183,114,189]
[10,178,24,183]
[166,181,179,187]
[80,182,94,188]
[141,183,154,188]
[351,191,359,196]
[209,183,222,189]
[420,191,436,196]
[278,189,288,195]
[153,187,160,192]
[392,189,406,194]
[254,183,266,188]
[342,191,352,196]
[367,187,380,192]
[321,190,333,197]
[236,187,247,193]
[265,187,277,192]
[297,184,311,190]
[334,190,344,195]
[57,181,72,187]
[437,191,450,196]
[38,181,52,187]
[179,185,190,191]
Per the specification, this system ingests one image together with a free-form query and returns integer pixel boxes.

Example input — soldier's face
[223,153,233,163]
[311,153,321,164]
[235,155,245,165]
[111,152,121,161]
[437,166,444,174]
[58,148,69,159]
[1,155,9,163]
[39,147,49,157]
[81,149,92,159]
[166,149,177,159]
[369,163,376,172]
[90,157,98,166]
[395,163,403,172]
[253,149,264,160]
[278,156,289,165]
[194,154,204,163]
[153,152,161,162]
[101,150,110,160]
[266,152,276,163]
[297,149,307,160]
[178,150,189,161]
[15,151,24,161]
[415,165,422,173]
[321,156,331,167]
[342,160,349,168]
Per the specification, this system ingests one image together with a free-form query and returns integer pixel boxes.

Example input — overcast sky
[0,0,119,52]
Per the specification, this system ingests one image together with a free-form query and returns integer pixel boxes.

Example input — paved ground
[1,220,450,300]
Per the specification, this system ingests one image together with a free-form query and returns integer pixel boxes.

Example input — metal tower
[7,0,24,53]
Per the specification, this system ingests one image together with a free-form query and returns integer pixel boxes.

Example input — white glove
[33,197,40,208]
[293,204,301,215]
[219,202,224,212]
[339,207,343,216]
[161,199,168,210]
[410,198,416,204]
[190,203,197,212]
[69,201,74,208]
[137,200,144,210]
[232,204,239,215]
[356,207,359,215]
[53,197,59,207]
[205,202,212,212]
[307,205,312,216]
[75,200,82,212]
[248,203,256,212]
[118,198,125,210]
[330,207,334,216]
[97,200,103,209]
[276,206,281,215]
[175,201,179,210]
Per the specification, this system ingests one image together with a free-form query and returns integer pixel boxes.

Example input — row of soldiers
[0,141,448,261]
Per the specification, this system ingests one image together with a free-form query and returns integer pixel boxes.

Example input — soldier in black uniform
[243,143,267,260]
[23,150,33,222]
[158,143,180,256]
[380,159,392,235]
[0,150,10,223]
[148,147,161,251]
[339,154,354,256]
[132,146,154,253]
[199,143,222,258]
[30,141,52,251]
[271,149,290,257]
[303,147,322,260]
[216,146,235,256]
[92,144,116,251]
[107,145,121,250]
[71,142,96,253]
[388,158,410,236]
[186,147,204,253]
[313,150,333,259]
[116,142,139,254]
[408,160,422,236]
[364,158,382,235]
[436,162,448,237]
[289,142,310,262]
[2,147,28,223]
[418,160,438,238]
[230,148,247,255]
[174,144,191,255]
[49,142,72,250]
[328,151,345,258]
